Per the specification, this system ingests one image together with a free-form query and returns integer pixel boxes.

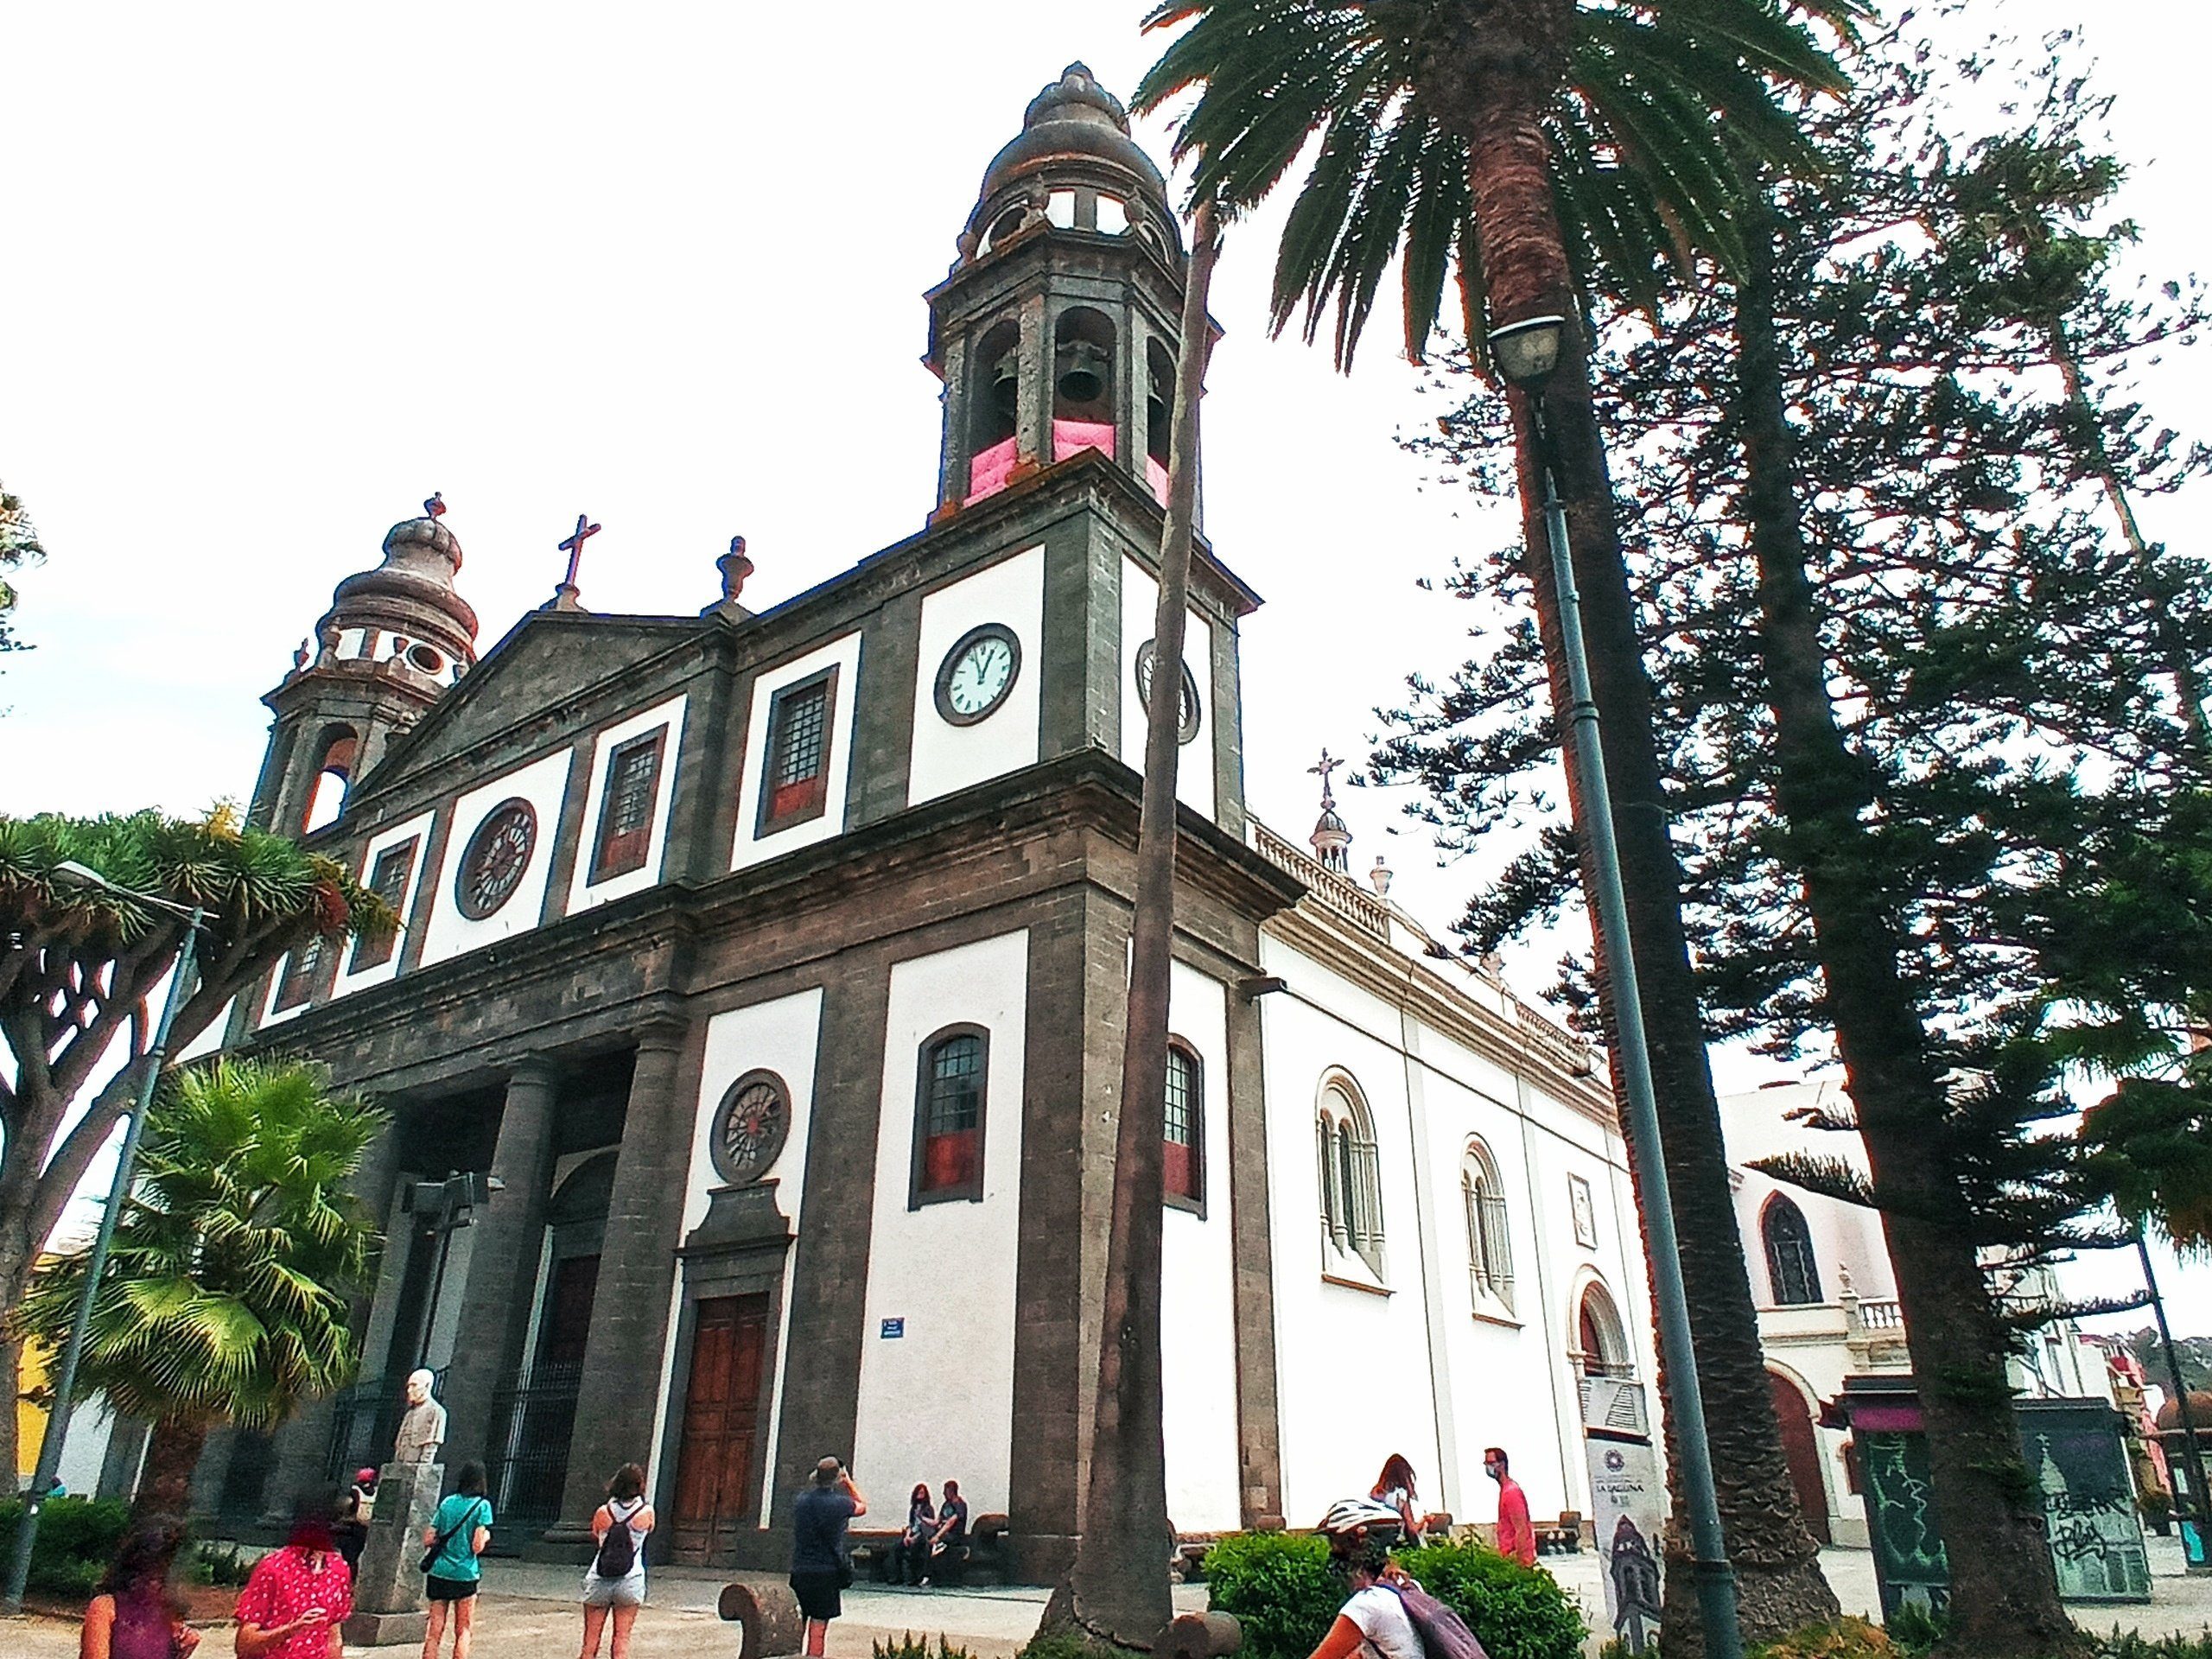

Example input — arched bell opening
[1052,307,1116,467]
[966,319,1023,503]
[301,723,359,833]
[1144,337,1176,505]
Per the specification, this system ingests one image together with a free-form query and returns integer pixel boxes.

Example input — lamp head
[52,860,112,891]
[1486,314,1568,389]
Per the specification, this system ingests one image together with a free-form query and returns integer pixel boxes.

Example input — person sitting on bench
[921,1479,969,1586]
[893,1485,937,1586]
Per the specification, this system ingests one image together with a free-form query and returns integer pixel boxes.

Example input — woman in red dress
[235,1490,353,1659]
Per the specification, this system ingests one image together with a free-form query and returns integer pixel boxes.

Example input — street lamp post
[3,866,207,1615]
[2137,1232,2212,1573]
[1490,315,1745,1659]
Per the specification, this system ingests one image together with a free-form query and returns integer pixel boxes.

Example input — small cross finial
[424,492,445,520]
[1309,748,1343,808]
[553,512,601,609]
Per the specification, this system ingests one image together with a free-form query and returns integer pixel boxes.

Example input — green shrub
[1395,1539,1587,1659]
[1746,1618,1898,1658]
[1880,1603,1943,1656]
[0,1496,132,1598]
[1202,1531,1343,1659]
[1018,1630,1125,1659]
[190,1541,256,1587]
[873,1637,976,1659]
[2095,1632,2212,1658]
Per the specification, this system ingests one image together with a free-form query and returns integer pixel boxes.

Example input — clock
[710,1069,791,1185]
[1133,640,1202,745]
[934,623,1022,726]
[454,798,537,919]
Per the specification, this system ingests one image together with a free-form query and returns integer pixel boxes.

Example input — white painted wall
[1120,556,1215,820]
[331,809,435,998]
[1255,928,1660,1535]
[729,632,865,871]
[906,543,1044,806]
[416,749,574,968]
[650,987,825,1520]
[1161,961,1241,1531]
[566,691,689,914]
[849,931,1028,1520]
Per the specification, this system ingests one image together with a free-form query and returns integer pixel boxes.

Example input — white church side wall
[1162,960,1241,1532]
[566,691,690,914]
[416,749,576,969]
[729,631,866,872]
[906,543,1045,806]
[1119,556,1215,820]
[651,986,828,1519]
[850,931,1029,1522]
[1256,933,1442,1528]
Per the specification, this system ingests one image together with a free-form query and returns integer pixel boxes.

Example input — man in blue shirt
[925,1478,969,1586]
[790,1457,868,1656]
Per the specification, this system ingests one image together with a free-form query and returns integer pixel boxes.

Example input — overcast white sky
[3,2,2207,1335]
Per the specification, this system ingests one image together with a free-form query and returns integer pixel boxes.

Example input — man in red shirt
[1485,1446,1538,1567]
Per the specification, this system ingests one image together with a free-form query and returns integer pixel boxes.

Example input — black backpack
[594,1501,640,1578]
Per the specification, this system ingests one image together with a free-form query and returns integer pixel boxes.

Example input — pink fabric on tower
[1052,419,1115,462]
[967,435,1019,502]
[1145,456,1171,505]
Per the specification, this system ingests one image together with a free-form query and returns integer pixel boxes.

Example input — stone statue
[392,1368,447,1465]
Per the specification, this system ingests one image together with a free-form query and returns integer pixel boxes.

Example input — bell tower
[925,64,1191,518]
[249,500,480,835]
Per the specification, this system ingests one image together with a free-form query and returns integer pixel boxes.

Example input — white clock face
[935,625,1022,726]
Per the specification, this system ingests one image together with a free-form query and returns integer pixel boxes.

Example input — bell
[1057,339,1109,405]
[989,351,1020,419]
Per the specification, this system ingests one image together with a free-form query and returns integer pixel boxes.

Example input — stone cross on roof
[551,512,601,611]
[1309,747,1342,810]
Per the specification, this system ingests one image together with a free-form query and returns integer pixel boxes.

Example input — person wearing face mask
[1484,1446,1536,1568]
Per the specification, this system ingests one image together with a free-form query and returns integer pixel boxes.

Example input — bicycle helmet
[1317,1497,1403,1574]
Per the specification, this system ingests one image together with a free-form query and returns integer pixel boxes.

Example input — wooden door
[538,1255,601,1370]
[1768,1370,1833,1545]
[671,1294,770,1560]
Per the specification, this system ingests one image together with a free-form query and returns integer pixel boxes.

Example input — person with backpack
[578,1462,656,1659]
[419,1462,493,1659]
[1307,1498,1489,1659]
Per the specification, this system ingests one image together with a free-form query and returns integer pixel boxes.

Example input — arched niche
[301,723,359,832]
[966,318,1023,503]
[1051,306,1116,463]
[1144,337,1176,505]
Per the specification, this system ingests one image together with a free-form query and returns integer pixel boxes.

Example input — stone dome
[322,514,480,665]
[2155,1389,2212,1432]
[960,63,1179,264]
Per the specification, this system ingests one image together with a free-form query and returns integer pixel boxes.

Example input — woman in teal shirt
[421,1461,493,1659]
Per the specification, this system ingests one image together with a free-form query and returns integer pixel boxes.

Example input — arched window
[1163,1042,1203,1211]
[301,726,358,832]
[1763,1194,1823,1306]
[1144,339,1176,505]
[967,319,1022,503]
[912,1026,988,1205]
[1052,307,1116,464]
[1316,1076,1384,1279]
[1462,1140,1515,1315]
[1576,1281,1630,1378]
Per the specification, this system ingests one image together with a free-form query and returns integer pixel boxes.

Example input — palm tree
[1136,2,1858,1643]
[13,1056,385,1516]
[0,806,389,1480]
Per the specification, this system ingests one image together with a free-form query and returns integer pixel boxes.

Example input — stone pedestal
[341,1460,440,1646]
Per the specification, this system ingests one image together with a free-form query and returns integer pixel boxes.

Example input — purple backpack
[1382,1579,1491,1659]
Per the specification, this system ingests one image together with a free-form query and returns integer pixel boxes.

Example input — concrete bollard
[1156,1611,1243,1659]
[717,1575,806,1659]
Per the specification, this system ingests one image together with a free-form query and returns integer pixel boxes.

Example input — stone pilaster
[544,1021,697,1548]
[439,1058,561,1477]
[1224,983,1285,1528]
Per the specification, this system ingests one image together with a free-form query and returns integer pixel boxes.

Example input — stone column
[343,1458,441,1646]
[544,1020,696,1548]
[440,1058,562,1477]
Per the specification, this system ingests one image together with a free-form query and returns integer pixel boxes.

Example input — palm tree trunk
[1046,197,1223,1651]
[1456,99,1839,1642]
[1731,188,2088,1659]
[135,1416,211,1519]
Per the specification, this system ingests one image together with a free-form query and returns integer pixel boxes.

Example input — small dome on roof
[322,513,480,665]
[2155,1389,2212,1432]
[961,63,1177,264]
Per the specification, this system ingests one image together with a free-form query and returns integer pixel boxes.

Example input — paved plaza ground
[6,1538,2210,1656]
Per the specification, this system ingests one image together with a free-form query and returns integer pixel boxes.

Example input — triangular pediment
[347,610,713,810]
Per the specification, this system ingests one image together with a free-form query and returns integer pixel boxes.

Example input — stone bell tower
[925,63,1193,519]
[249,499,480,835]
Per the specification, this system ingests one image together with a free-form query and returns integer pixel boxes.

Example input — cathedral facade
[203,66,1658,1576]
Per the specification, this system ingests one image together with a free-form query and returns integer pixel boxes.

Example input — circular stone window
[408,643,445,675]
[934,623,1022,726]
[1133,640,1202,746]
[454,798,537,919]
[710,1069,791,1185]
